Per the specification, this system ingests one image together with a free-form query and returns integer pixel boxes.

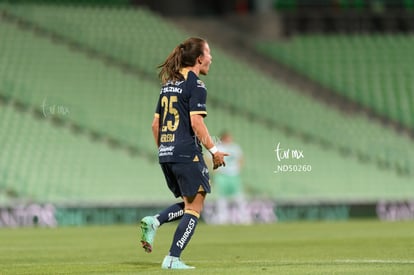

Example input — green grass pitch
[1,220,414,274]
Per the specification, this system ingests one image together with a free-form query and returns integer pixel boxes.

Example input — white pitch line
[335,259,414,264]
[190,259,414,265]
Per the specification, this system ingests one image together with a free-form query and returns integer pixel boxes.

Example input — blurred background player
[139,37,228,270]
[214,131,250,225]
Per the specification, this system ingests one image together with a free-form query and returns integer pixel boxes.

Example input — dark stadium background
[1,0,413,227]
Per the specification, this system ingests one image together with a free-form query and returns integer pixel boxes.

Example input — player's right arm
[152,114,160,148]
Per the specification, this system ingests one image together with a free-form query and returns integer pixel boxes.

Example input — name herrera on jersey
[160,86,182,94]
[160,133,175,142]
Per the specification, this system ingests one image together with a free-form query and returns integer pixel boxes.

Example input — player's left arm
[189,79,228,168]
[190,114,214,150]
[191,114,228,169]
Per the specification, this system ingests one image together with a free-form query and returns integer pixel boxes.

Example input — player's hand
[212,151,229,170]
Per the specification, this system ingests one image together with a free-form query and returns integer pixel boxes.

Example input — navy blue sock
[155,202,185,226]
[169,211,199,257]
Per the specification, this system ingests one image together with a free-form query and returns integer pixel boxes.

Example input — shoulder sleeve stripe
[154,113,160,118]
[190,111,207,116]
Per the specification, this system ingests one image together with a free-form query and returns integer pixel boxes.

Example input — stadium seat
[1,3,413,204]
[0,103,169,204]
[256,34,414,130]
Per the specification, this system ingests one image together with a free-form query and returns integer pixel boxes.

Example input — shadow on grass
[121,261,160,269]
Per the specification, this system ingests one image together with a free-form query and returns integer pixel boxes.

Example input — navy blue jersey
[155,69,207,163]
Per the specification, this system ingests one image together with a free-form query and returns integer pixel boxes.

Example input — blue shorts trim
[160,159,211,198]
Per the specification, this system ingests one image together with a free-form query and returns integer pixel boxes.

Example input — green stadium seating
[207,105,414,201]
[1,3,413,204]
[0,103,169,204]
[256,34,414,130]
[0,17,157,151]
[0,3,182,78]
[2,96,412,204]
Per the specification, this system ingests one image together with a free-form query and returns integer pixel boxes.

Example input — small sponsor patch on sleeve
[196,80,206,88]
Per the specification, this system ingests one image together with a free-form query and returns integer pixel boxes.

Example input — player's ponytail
[158,37,206,84]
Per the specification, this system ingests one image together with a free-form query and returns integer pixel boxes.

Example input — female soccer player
[140,37,228,269]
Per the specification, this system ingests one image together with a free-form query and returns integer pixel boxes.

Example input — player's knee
[184,202,204,214]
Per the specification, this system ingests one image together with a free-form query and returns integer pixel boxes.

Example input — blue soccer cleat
[140,216,159,253]
[161,255,195,269]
